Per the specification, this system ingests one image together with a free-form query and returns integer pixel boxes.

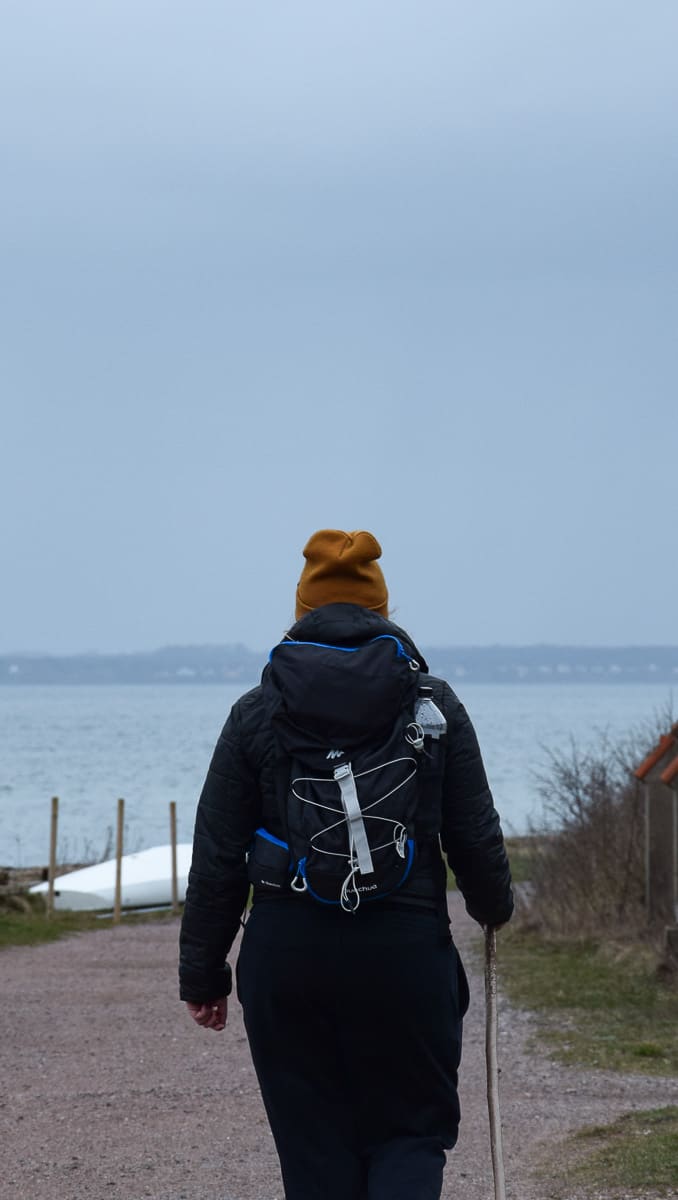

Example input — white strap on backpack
[333,762,374,876]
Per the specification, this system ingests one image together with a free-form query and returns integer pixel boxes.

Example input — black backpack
[249,633,442,912]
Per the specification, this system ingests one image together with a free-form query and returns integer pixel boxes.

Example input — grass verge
[563,1106,678,1196]
[497,930,678,1075]
[0,896,178,949]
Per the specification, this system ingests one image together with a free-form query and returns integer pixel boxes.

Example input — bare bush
[519,701,674,938]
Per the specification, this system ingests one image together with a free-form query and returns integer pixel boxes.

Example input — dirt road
[1,895,676,1200]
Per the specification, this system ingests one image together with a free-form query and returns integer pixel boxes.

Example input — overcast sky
[2,1,677,653]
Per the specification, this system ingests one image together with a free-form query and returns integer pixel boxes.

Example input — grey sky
[2,1,677,652]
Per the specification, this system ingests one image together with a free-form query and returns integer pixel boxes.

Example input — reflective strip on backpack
[333,761,374,876]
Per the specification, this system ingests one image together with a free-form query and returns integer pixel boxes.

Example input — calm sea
[0,682,673,866]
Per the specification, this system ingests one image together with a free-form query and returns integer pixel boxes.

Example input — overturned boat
[29,843,193,911]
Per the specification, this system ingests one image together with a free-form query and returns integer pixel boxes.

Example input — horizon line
[3,642,678,658]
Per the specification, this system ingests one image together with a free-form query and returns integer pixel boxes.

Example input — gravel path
[1,894,676,1200]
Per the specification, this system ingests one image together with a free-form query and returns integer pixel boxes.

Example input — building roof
[634,732,677,780]
[661,754,678,786]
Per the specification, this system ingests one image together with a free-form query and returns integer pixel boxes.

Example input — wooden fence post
[47,796,59,918]
[169,801,179,915]
[113,797,124,924]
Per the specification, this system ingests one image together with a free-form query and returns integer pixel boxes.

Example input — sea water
[0,682,673,866]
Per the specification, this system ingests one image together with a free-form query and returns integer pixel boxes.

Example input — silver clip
[333,762,352,781]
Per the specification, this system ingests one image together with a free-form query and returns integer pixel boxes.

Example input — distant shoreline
[1,645,677,686]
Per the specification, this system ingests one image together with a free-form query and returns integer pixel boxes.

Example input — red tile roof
[634,733,676,780]
[661,755,678,786]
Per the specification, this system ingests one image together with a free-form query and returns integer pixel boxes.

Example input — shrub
[520,704,674,938]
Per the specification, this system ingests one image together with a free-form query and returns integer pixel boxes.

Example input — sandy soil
[1,894,676,1200]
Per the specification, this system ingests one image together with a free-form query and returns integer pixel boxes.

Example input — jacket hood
[283,603,429,673]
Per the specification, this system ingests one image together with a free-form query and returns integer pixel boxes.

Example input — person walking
[179,529,513,1200]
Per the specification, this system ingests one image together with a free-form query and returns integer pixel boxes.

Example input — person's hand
[185,997,227,1031]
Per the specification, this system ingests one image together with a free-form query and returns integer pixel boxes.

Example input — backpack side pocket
[247,828,292,892]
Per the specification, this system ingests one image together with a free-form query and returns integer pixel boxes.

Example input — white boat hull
[29,844,193,911]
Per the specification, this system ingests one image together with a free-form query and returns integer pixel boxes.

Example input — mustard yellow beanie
[295,529,389,620]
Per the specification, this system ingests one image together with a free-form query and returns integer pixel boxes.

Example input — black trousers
[236,900,468,1200]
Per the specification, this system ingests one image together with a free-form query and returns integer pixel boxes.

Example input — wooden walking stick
[485,926,507,1200]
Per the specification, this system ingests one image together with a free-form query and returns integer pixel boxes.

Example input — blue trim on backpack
[254,827,289,851]
[392,838,415,891]
[269,634,414,664]
[359,838,416,902]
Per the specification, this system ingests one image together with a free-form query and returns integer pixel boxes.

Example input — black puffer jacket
[179,605,513,1003]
